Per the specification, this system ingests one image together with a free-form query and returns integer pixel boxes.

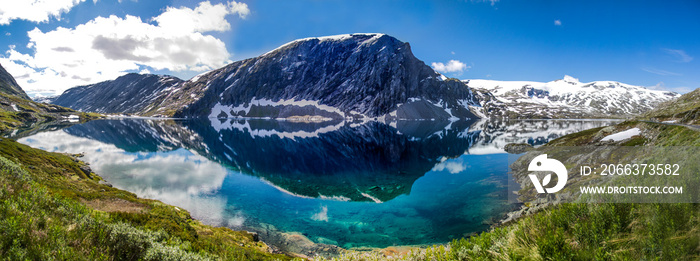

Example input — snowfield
[601,128,641,142]
[465,75,679,118]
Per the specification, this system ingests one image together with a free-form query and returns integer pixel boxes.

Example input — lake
[17,118,617,249]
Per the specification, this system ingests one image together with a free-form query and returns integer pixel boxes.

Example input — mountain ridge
[0,63,100,133]
[0,63,31,100]
[643,87,700,125]
[51,33,482,120]
[47,34,680,120]
[466,75,679,119]
[52,73,183,114]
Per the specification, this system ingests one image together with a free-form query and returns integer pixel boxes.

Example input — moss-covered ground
[0,138,295,260]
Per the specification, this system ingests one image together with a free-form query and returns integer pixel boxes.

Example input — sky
[0,0,698,97]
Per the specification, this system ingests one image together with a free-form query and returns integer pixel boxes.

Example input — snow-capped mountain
[466,75,679,119]
[163,33,480,120]
[51,34,481,120]
[49,35,679,121]
[52,73,183,114]
[33,95,58,104]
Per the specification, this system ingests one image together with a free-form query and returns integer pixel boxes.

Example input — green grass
[439,203,699,261]
[321,202,699,260]
[644,88,700,124]
[0,92,103,133]
[547,126,606,146]
[0,138,294,260]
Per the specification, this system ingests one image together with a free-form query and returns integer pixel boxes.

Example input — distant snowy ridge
[466,75,679,119]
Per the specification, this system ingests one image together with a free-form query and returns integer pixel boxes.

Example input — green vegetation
[644,88,700,125]
[322,203,698,260]
[547,120,700,147]
[0,138,294,260]
[0,64,30,100]
[0,92,103,132]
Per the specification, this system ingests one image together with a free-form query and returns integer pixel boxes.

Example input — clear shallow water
[18,118,617,248]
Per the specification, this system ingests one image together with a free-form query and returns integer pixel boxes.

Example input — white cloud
[432,160,466,174]
[431,60,470,74]
[311,205,329,222]
[471,0,499,6]
[554,20,562,26]
[648,82,693,94]
[153,1,249,34]
[1,1,250,96]
[641,67,682,76]
[648,81,667,91]
[0,0,87,25]
[18,129,232,225]
[662,48,693,63]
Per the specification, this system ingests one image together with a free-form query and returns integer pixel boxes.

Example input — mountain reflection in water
[18,118,617,248]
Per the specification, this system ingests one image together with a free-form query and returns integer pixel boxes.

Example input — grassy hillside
[0,63,101,133]
[0,92,102,133]
[0,64,30,100]
[644,88,700,125]
[0,138,295,260]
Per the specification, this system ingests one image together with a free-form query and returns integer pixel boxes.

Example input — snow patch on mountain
[263,33,386,57]
[209,117,347,139]
[601,128,641,141]
[466,76,679,118]
[208,98,346,119]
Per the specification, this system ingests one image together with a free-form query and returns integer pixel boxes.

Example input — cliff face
[145,33,480,120]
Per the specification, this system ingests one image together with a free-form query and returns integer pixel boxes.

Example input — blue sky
[0,0,698,97]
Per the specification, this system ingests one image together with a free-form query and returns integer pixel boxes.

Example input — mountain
[54,34,481,120]
[33,96,58,104]
[0,63,100,133]
[466,75,679,119]
[52,35,678,121]
[644,87,700,125]
[0,63,31,100]
[52,73,184,114]
[170,33,480,120]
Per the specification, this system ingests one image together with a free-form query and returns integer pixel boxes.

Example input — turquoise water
[18,118,616,248]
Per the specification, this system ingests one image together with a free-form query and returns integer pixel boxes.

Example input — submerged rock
[504,143,534,154]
